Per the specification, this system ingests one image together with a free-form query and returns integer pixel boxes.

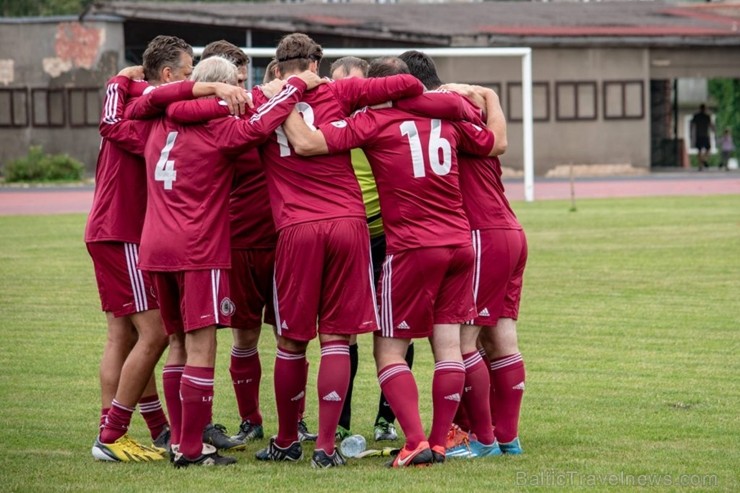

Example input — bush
[3,146,84,183]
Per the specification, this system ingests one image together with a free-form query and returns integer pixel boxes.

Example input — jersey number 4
[155,131,178,190]
[400,119,452,178]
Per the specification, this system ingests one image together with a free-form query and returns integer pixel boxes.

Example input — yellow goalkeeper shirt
[351,148,383,239]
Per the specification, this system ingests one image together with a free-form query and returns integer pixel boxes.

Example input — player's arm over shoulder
[283,111,329,156]
[337,75,424,112]
[455,120,496,158]
[167,98,230,123]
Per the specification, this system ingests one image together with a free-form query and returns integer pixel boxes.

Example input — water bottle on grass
[339,434,367,458]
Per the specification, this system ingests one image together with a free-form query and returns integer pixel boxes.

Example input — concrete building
[1,1,739,176]
[0,16,125,172]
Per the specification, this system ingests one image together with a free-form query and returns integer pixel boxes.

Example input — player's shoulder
[305,80,337,98]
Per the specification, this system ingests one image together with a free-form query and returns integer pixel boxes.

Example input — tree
[1,0,250,17]
[1,0,93,17]
[709,78,740,146]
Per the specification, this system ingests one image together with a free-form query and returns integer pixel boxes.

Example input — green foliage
[0,0,93,16]
[0,196,738,491]
[0,0,250,17]
[709,78,740,143]
[3,145,84,182]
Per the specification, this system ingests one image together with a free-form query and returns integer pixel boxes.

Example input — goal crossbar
[193,46,535,202]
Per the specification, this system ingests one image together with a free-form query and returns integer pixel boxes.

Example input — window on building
[478,83,502,114]
[555,81,597,121]
[32,88,65,127]
[507,82,550,122]
[483,83,502,99]
[0,88,29,127]
[603,80,644,120]
[68,88,102,127]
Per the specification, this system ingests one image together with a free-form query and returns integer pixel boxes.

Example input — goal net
[193,46,535,201]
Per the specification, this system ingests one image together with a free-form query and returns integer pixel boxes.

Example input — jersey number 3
[400,119,451,178]
[275,102,315,157]
[155,131,178,190]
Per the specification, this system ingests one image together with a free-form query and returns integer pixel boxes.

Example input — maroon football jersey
[252,74,423,230]
[319,106,494,253]
[138,79,308,271]
[85,76,162,244]
[166,98,277,249]
[86,77,198,244]
[393,89,484,123]
[396,92,520,231]
[458,152,521,231]
[229,148,277,249]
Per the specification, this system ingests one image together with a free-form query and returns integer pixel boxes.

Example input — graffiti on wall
[43,22,106,77]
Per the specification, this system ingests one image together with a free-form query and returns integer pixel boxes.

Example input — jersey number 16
[400,119,452,178]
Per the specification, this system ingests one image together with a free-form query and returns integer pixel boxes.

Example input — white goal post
[193,46,535,202]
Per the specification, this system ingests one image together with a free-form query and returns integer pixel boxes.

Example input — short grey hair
[330,56,368,79]
[192,55,238,85]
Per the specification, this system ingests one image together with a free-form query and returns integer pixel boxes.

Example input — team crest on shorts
[220,297,236,317]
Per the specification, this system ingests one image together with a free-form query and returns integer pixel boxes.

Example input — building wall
[434,48,651,174]
[0,18,124,175]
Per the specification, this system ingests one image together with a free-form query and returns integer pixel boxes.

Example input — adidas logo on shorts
[478,307,490,317]
[322,391,342,402]
[281,321,289,330]
[396,321,410,330]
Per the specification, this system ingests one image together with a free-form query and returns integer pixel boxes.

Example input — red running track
[1,172,738,216]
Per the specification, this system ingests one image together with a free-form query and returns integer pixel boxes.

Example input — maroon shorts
[378,246,476,339]
[229,248,276,330]
[151,269,233,334]
[87,242,158,317]
[467,228,527,325]
[273,218,378,341]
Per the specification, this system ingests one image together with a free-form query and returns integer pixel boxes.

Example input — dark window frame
[481,82,502,96]
[507,81,550,123]
[67,87,102,128]
[555,81,598,122]
[480,82,503,113]
[603,80,645,120]
[0,88,29,128]
[31,88,66,128]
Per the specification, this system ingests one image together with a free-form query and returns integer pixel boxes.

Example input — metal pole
[522,49,534,202]
[245,30,253,90]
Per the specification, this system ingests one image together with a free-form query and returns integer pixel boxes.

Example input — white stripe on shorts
[466,230,482,325]
[368,241,381,330]
[124,243,147,313]
[272,271,283,337]
[381,255,394,338]
[211,269,220,325]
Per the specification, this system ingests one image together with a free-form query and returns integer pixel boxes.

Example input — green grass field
[1,195,738,492]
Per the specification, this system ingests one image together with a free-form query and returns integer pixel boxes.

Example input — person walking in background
[719,128,735,170]
[690,104,714,170]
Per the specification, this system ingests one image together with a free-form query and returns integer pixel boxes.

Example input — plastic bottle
[339,434,367,458]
